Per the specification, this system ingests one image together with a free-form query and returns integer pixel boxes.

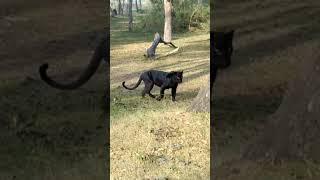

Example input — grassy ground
[110,16,210,179]
[0,1,107,179]
[213,0,320,179]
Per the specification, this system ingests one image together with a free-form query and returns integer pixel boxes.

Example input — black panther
[211,30,234,87]
[122,70,183,101]
[39,35,109,90]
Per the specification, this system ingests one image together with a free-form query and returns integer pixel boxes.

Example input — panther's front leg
[156,86,166,101]
[171,87,177,101]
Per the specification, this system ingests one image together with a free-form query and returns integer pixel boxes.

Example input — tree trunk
[163,0,173,42]
[135,0,139,12]
[243,45,320,162]
[118,0,122,16]
[128,0,133,31]
[188,79,210,112]
[122,0,125,15]
[145,32,177,59]
[139,0,142,10]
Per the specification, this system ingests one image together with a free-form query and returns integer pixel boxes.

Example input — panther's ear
[166,71,176,77]
[227,30,235,35]
[227,30,234,38]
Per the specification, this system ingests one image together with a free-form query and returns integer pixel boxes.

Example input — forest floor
[110,16,210,179]
[0,0,107,179]
[213,0,320,179]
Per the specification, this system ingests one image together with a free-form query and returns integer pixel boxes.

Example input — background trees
[137,0,209,33]
[128,0,133,31]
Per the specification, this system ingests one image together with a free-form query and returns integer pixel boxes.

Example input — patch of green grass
[110,88,197,122]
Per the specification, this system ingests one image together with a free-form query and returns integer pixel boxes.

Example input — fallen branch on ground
[154,47,180,60]
[144,32,179,59]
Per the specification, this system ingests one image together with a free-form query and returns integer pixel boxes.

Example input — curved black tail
[39,37,108,90]
[122,78,142,90]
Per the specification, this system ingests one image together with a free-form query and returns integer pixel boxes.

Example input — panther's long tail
[39,37,108,90]
[122,77,142,90]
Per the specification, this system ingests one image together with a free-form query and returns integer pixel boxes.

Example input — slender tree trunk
[163,0,173,42]
[135,0,139,12]
[122,0,126,15]
[139,0,142,10]
[118,0,122,16]
[128,0,133,31]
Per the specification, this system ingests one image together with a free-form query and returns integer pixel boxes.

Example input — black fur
[211,30,234,87]
[39,35,109,90]
[122,70,183,101]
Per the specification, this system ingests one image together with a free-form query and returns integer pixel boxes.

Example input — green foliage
[136,0,164,32]
[136,0,209,33]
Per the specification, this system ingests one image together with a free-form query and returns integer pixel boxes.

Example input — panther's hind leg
[142,81,155,98]
[156,86,166,101]
[147,83,155,98]
[142,88,147,97]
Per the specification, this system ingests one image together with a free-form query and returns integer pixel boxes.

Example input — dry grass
[111,110,209,179]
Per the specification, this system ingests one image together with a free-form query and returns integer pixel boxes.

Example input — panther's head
[167,71,183,83]
[211,30,234,69]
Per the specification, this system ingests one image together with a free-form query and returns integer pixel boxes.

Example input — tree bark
[163,0,173,42]
[128,0,133,31]
[118,0,122,16]
[243,45,320,162]
[135,0,139,12]
[122,0,125,15]
[139,0,142,10]
[188,80,210,112]
[145,32,177,59]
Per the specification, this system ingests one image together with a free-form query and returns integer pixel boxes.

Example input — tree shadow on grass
[213,2,320,70]
[231,22,320,69]
[0,77,107,163]
[111,60,209,87]
[216,4,313,31]
[111,39,209,86]
[111,89,199,121]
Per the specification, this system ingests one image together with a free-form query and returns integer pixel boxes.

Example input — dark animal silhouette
[211,30,234,87]
[39,35,109,90]
[122,70,183,101]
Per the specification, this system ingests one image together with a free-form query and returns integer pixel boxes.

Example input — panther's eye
[214,48,223,55]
